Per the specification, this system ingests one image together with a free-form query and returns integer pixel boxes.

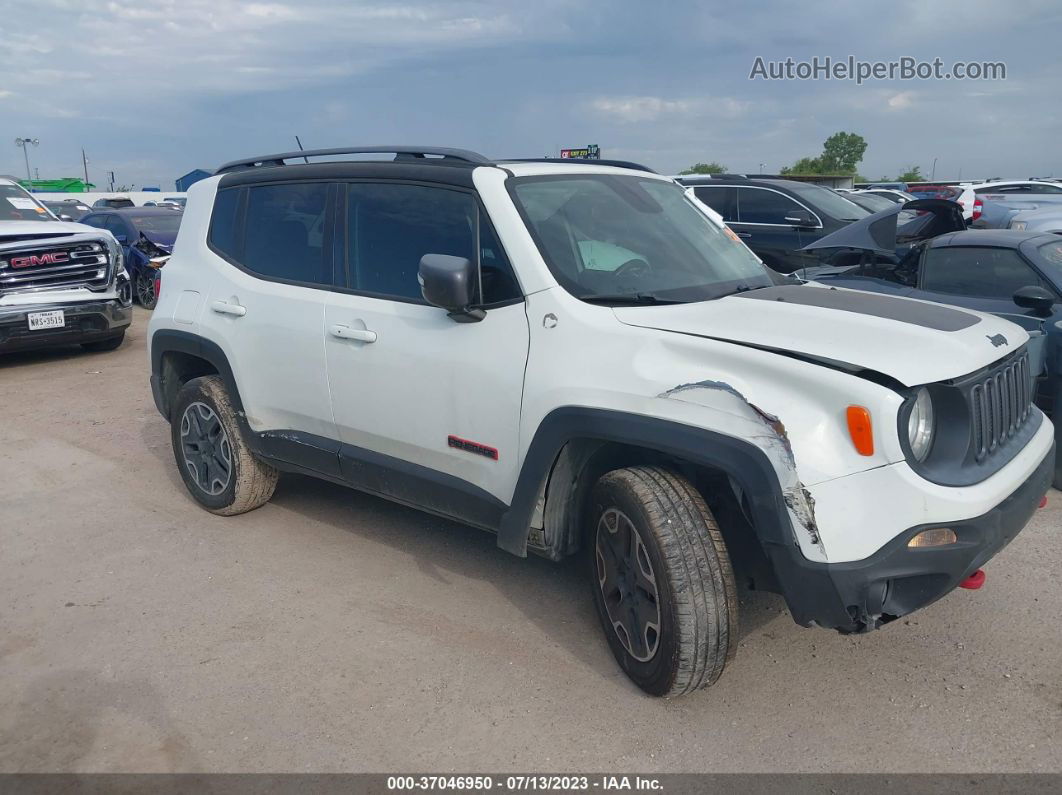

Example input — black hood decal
[736,285,981,332]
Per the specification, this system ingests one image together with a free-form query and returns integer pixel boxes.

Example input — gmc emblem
[9,251,69,269]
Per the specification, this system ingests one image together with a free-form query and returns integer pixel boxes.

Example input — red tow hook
[1040,495,1049,509]
[960,569,986,590]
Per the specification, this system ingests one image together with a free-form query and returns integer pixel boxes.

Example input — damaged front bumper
[775,442,1054,633]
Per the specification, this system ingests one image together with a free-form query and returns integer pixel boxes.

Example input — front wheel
[588,466,738,697]
[135,269,158,309]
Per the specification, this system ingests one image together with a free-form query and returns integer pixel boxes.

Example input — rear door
[199,180,340,474]
[323,180,529,512]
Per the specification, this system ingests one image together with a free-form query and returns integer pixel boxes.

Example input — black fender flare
[498,407,794,556]
[150,329,244,418]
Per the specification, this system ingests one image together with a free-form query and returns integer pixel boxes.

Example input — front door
[323,181,529,520]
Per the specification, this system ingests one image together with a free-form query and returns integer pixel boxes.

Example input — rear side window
[243,183,329,284]
[693,186,735,221]
[734,188,805,224]
[345,183,519,304]
[921,247,1046,297]
[209,188,241,260]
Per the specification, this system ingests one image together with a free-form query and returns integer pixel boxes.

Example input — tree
[781,131,868,176]
[819,132,868,174]
[679,162,728,175]
[780,156,824,175]
[895,165,924,182]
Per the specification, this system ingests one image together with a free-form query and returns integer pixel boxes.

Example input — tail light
[972,199,983,222]
[154,273,161,300]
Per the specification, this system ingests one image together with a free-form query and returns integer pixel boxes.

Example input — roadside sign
[560,145,600,160]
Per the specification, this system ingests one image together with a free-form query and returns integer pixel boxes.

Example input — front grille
[0,241,110,294]
[969,350,1033,462]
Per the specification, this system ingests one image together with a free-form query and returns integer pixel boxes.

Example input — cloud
[589,96,748,123]
[886,91,915,110]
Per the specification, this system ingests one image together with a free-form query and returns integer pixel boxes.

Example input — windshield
[786,182,869,222]
[511,175,772,303]
[0,185,53,222]
[130,214,182,236]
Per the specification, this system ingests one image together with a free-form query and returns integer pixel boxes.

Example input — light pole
[14,138,39,182]
[931,157,938,181]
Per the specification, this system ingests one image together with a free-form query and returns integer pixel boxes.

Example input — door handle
[329,324,377,343]
[736,232,752,238]
[211,300,246,317]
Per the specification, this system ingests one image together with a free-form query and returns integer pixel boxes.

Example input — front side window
[786,182,868,222]
[242,182,329,285]
[345,183,520,304]
[0,184,51,221]
[511,174,770,303]
[921,247,1045,297]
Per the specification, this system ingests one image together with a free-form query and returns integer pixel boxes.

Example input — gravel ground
[1,309,1059,773]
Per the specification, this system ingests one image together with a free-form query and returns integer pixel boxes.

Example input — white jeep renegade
[148,147,1055,696]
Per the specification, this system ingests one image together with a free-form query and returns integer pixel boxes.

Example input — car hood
[0,219,98,241]
[613,284,1027,387]
[137,229,176,251]
[799,199,965,255]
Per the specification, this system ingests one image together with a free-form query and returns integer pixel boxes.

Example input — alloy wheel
[595,508,661,662]
[179,401,232,496]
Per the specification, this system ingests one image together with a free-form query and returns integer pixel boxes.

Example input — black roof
[215,146,657,189]
[675,175,814,190]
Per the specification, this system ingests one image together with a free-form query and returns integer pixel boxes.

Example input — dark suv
[677,176,869,273]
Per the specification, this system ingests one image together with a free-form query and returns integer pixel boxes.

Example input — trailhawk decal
[447,435,499,461]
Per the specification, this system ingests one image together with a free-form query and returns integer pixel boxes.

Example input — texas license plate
[27,310,65,331]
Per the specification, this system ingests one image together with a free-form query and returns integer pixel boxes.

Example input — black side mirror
[1013,285,1057,317]
[784,209,816,227]
[418,254,484,323]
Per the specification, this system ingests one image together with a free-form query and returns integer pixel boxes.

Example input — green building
[18,178,95,193]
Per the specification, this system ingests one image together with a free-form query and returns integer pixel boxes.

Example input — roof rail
[216,146,491,174]
[500,158,657,174]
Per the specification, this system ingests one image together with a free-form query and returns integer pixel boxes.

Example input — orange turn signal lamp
[846,406,874,456]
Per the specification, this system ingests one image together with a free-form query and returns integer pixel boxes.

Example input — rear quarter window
[209,188,242,261]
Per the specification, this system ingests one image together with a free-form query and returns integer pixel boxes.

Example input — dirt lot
[1,308,1059,773]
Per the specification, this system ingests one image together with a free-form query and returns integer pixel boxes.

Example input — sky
[1,0,1059,189]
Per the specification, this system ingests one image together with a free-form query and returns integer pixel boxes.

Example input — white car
[148,147,1055,697]
[954,180,1062,222]
[1,176,132,353]
[855,188,916,204]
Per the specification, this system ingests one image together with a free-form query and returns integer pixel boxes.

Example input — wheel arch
[500,408,794,566]
[150,329,242,422]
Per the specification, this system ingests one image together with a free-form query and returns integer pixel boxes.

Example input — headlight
[907,387,935,461]
[1010,221,1027,231]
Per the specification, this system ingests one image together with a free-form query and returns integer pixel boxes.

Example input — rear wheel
[588,466,738,697]
[171,375,278,515]
[81,332,125,352]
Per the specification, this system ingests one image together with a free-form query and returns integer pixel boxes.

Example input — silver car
[1010,204,1062,234]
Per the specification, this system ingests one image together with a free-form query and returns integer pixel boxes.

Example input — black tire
[171,375,278,515]
[588,466,738,697]
[81,332,125,352]
[135,270,158,309]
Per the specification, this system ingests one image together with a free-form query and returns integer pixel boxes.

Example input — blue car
[801,206,1061,488]
[79,207,181,308]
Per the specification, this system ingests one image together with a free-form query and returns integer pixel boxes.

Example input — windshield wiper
[731,283,770,294]
[579,293,682,305]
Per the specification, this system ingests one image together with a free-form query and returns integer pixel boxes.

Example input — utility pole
[109,171,116,192]
[82,148,90,188]
[14,137,39,182]
[931,157,938,181]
